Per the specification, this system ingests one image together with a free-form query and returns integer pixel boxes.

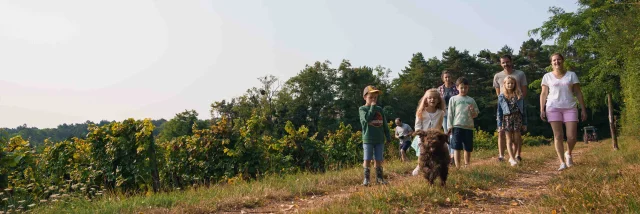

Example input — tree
[157,110,203,142]
[530,1,640,139]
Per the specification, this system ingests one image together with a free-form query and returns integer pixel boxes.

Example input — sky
[0,0,580,128]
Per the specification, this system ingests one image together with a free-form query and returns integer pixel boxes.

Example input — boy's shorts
[450,128,474,152]
[363,143,384,161]
[399,140,411,152]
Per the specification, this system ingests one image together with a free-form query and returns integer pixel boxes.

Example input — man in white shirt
[395,118,414,162]
[493,55,528,162]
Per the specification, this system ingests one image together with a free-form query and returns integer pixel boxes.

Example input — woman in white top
[410,88,445,175]
[539,53,587,171]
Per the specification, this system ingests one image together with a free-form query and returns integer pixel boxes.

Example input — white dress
[411,109,444,155]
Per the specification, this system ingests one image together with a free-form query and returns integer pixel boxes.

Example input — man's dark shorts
[399,140,411,152]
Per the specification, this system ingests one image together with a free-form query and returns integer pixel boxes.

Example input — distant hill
[0,119,168,147]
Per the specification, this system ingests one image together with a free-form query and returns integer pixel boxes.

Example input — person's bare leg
[400,149,407,162]
[505,131,516,161]
[464,151,471,166]
[514,131,522,160]
[565,122,578,155]
[498,131,506,160]
[550,122,566,164]
[454,150,462,168]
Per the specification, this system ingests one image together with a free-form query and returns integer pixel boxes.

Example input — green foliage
[157,110,206,143]
[86,119,159,193]
[472,129,498,151]
[473,129,551,151]
[323,123,363,170]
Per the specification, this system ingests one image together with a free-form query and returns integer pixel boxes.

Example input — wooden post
[608,93,619,150]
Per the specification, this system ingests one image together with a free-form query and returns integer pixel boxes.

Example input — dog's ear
[439,132,449,144]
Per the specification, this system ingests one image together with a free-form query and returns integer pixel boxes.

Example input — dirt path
[439,145,589,214]
[224,144,591,214]
[230,154,509,213]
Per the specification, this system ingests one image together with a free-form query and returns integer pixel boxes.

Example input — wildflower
[80,187,86,191]
[18,200,25,204]
[28,204,36,208]
[40,200,48,203]
[62,194,70,198]
[2,198,7,201]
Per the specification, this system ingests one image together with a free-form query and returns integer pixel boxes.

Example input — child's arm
[436,112,444,131]
[383,111,392,142]
[497,97,504,128]
[522,98,528,131]
[447,98,455,133]
[471,99,479,118]
[359,106,376,128]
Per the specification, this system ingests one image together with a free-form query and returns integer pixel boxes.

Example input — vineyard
[0,114,553,213]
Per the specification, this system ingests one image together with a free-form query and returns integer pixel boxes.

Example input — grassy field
[529,137,640,213]
[29,139,639,213]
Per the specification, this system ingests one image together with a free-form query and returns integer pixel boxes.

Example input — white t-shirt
[395,123,413,141]
[541,71,580,109]
[415,109,444,131]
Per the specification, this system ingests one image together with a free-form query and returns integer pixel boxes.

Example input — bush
[473,129,550,151]
[473,129,498,150]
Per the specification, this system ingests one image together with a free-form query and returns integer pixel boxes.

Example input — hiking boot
[375,167,388,185]
[565,152,573,167]
[362,168,370,186]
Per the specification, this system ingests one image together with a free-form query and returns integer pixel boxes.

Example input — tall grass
[530,137,640,213]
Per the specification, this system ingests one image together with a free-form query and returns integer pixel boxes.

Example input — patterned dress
[501,96,523,132]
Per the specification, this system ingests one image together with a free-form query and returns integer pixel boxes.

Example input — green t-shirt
[359,105,392,144]
[447,95,479,130]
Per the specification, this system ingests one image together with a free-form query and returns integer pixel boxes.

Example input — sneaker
[497,156,505,162]
[516,156,522,161]
[565,152,573,167]
[558,163,567,171]
[509,158,517,166]
[412,166,420,176]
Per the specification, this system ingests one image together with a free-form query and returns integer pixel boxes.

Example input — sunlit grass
[529,137,640,213]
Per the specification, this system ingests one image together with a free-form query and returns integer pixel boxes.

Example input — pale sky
[0,0,579,128]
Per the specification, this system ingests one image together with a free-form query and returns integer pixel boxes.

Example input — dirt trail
[438,145,589,214]
[231,154,514,213]
[224,144,591,214]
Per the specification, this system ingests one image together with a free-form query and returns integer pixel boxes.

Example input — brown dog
[413,129,450,186]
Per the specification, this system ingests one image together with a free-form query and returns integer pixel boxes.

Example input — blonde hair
[501,76,523,99]
[415,88,446,120]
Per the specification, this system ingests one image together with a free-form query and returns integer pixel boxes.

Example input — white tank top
[415,109,443,131]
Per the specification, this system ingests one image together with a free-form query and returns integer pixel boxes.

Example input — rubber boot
[376,167,388,185]
[362,168,370,186]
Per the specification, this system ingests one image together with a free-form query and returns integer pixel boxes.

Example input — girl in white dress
[411,88,446,175]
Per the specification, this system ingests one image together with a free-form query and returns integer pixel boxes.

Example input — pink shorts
[546,107,578,122]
